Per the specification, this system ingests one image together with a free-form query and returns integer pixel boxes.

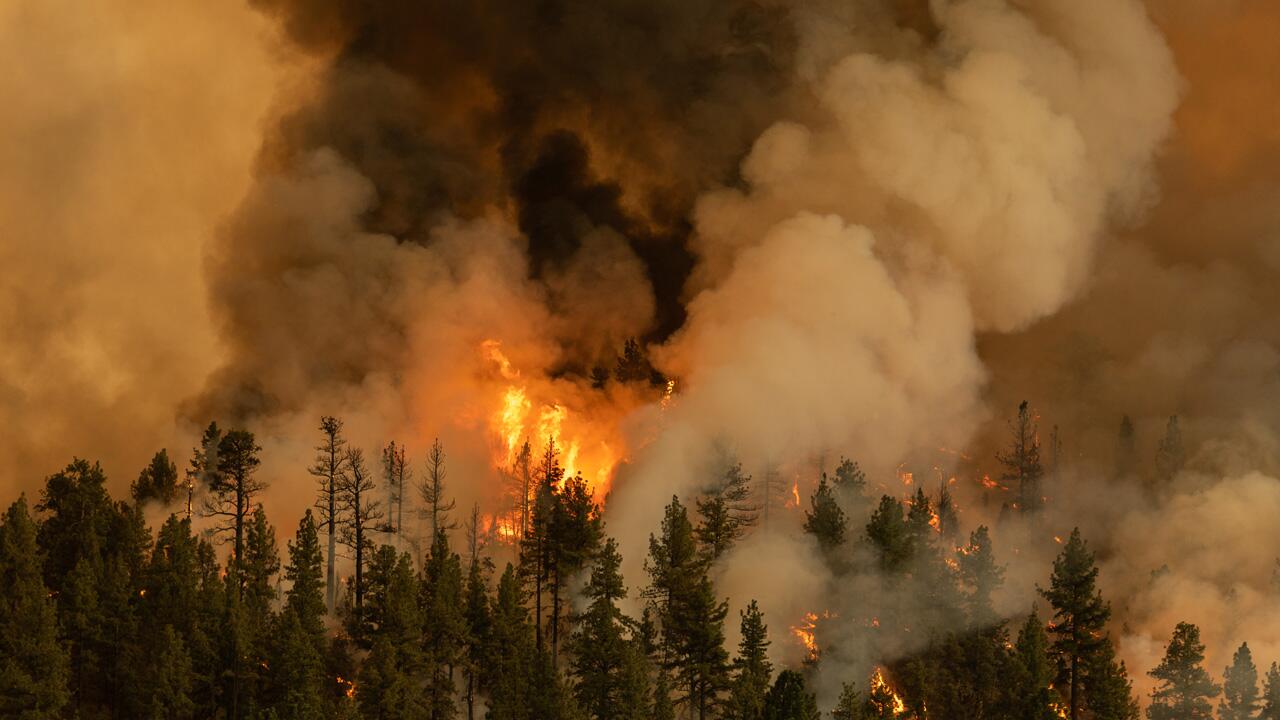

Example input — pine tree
[460,517,492,720]
[358,547,427,720]
[204,429,265,593]
[420,437,457,541]
[421,529,465,720]
[337,447,384,625]
[830,682,862,720]
[1154,416,1185,487]
[1116,416,1136,479]
[521,438,565,651]
[727,600,772,720]
[132,449,180,505]
[484,564,538,720]
[803,475,847,555]
[936,481,959,543]
[568,537,633,719]
[1221,642,1261,720]
[1260,662,1280,720]
[268,510,327,720]
[236,506,279,718]
[696,461,757,563]
[188,422,222,521]
[1040,528,1110,720]
[139,625,195,720]
[957,526,1004,626]
[865,495,910,574]
[1085,639,1139,720]
[614,338,654,384]
[762,670,820,720]
[0,496,70,716]
[997,401,1043,513]
[1008,610,1059,720]
[549,474,602,663]
[1147,622,1218,720]
[647,495,731,719]
[309,416,348,614]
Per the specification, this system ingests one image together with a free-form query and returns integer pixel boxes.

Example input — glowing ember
[791,479,801,508]
[929,509,942,533]
[336,676,356,699]
[1053,535,1063,544]
[661,379,676,410]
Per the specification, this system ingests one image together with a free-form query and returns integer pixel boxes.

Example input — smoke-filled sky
[4,0,1280,704]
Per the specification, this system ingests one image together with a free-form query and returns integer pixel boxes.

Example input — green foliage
[803,476,847,554]
[696,462,757,563]
[1260,662,1280,720]
[997,400,1043,513]
[762,670,820,720]
[1007,610,1059,720]
[1147,622,1219,720]
[1040,528,1110,720]
[132,449,180,505]
[865,495,910,574]
[727,600,773,720]
[0,496,69,717]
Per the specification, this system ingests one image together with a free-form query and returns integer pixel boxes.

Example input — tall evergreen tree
[936,481,959,543]
[865,495,911,574]
[1147,622,1218,720]
[204,429,265,593]
[957,525,1004,626]
[997,400,1044,513]
[421,529,465,720]
[762,670,820,720]
[237,506,280,717]
[520,438,565,651]
[1154,415,1185,487]
[460,517,492,720]
[187,422,222,521]
[1007,610,1059,720]
[0,496,70,717]
[1260,662,1280,720]
[568,537,633,720]
[138,625,195,720]
[1221,642,1261,720]
[1040,528,1110,720]
[358,547,428,720]
[1085,639,1139,720]
[268,510,327,720]
[132,449,180,505]
[803,475,847,555]
[549,475,602,663]
[727,600,773,720]
[829,682,862,720]
[696,461,757,563]
[309,416,348,614]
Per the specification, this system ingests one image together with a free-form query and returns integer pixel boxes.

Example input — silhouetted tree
[1147,622,1218,720]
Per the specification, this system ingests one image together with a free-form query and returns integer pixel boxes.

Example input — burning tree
[996,400,1043,514]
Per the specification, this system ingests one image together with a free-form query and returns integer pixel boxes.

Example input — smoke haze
[5,0,1280,706]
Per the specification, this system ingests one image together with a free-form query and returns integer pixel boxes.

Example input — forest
[0,402,1269,720]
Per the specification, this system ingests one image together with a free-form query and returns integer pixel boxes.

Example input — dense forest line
[0,409,1271,720]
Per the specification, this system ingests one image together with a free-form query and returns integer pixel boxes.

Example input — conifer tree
[1147,622,1218,720]
[35,458,116,592]
[1040,528,1110,720]
[997,401,1044,513]
[1154,415,1185,487]
[614,338,654,384]
[0,496,70,716]
[133,449,180,505]
[358,547,428,720]
[421,529,465,720]
[309,416,348,614]
[957,525,1004,625]
[204,429,265,592]
[866,495,911,574]
[1221,642,1261,720]
[804,475,847,555]
[484,564,539,720]
[139,625,196,720]
[727,600,773,720]
[549,474,602,662]
[568,537,633,719]
[1008,610,1059,720]
[648,497,730,719]
[238,506,280,716]
[696,461,758,563]
[188,422,222,520]
[830,682,862,720]
[268,510,327,720]
[1085,639,1139,720]
[521,438,565,650]
[338,447,384,622]
[936,481,959,543]
[460,521,491,720]
[1260,662,1280,720]
[762,670,820,720]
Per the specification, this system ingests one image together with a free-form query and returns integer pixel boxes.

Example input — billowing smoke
[7,0,1280,709]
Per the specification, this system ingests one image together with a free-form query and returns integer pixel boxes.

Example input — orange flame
[790,610,834,661]
[336,676,356,699]
[871,667,907,715]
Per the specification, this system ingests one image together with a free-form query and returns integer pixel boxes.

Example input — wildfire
[480,340,622,497]
[661,379,676,410]
[791,479,801,508]
[336,676,356,699]
[870,667,907,716]
[1053,535,1063,544]
[928,509,942,533]
[790,610,834,661]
